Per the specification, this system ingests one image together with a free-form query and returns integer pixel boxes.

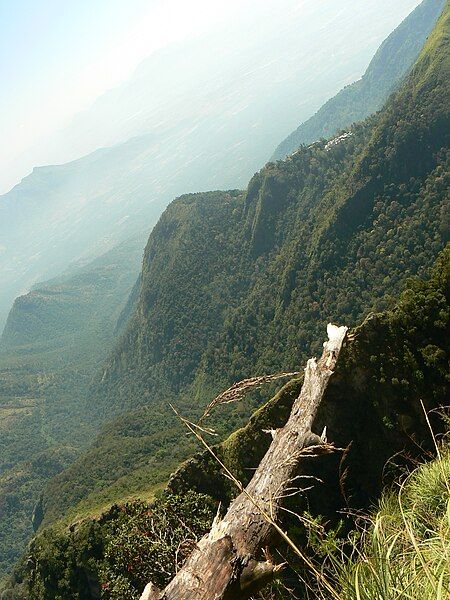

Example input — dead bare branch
[140,324,347,600]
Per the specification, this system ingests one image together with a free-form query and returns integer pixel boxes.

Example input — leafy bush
[5,491,215,600]
[100,491,216,598]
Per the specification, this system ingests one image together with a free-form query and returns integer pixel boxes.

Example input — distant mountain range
[273,0,445,158]
[0,0,421,329]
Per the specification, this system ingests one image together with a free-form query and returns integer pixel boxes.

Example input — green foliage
[169,245,450,599]
[5,491,215,600]
[100,491,215,597]
[328,447,450,599]
[0,447,77,585]
[171,241,450,504]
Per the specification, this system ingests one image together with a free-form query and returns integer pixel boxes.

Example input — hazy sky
[0,0,262,193]
[0,0,420,194]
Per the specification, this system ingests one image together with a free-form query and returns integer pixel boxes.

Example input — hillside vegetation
[0,234,146,581]
[27,0,450,552]
[5,242,449,599]
[331,447,450,599]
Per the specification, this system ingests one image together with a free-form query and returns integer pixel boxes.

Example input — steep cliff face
[7,244,449,600]
[272,0,446,159]
[93,0,449,419]
[101,190,245,400]
[170,245,450,509]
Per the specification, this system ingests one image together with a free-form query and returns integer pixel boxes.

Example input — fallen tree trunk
[140,324,347,600]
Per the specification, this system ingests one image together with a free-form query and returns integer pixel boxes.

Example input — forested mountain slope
[0,2,432,584]
[273,0,445,159]
[0,234,146,581]
[35,2,450,534]
[98,0,449,413]
[5,242,449,600]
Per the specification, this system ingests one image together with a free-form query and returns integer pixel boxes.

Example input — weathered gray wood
[140,324,347,600]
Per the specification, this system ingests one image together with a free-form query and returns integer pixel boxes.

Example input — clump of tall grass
[326,444,450,600]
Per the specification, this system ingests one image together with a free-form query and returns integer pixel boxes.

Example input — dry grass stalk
[199,371,300,425]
